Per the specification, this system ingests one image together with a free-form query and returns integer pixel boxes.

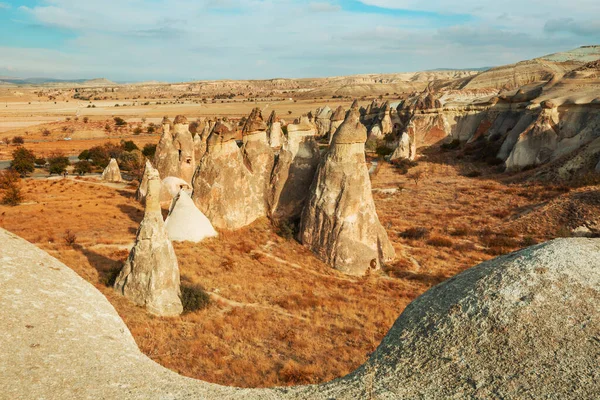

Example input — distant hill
[0,77,116,86]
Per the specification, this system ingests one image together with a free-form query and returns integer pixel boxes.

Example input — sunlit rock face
[192,120,261,230]
[241,108,275,218]
[154,117,180,179]
[299,107,395,275]
[172,115,196,185]
[269,115,321,221]
[101,158,122,182]
[114,167,183,317]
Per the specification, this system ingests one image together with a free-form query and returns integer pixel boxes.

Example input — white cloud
[3,0,599,81]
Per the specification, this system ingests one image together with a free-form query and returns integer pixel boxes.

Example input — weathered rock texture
[135,159,155,202]
[154,117,180,179]
[328,105,346,142]
[165,190,218,243]
[101,158,122,182]
[300,108,395,275]
[315,105,332,137]
[266,110,283,148]
[192,120,261,230]
[241,108,275,217]
[172,115,196,184]
[114,168,183,316]
[2,229,598,399]
[269,115,321,221]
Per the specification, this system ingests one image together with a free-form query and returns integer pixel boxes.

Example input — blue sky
[1,0,599,82]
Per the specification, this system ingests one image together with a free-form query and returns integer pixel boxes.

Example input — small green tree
[74,160,92,176]
[10,147,35,176]
[142,143,157,159]
[47,152,70,175]
[11,136,25,145]
[121,140,139,152]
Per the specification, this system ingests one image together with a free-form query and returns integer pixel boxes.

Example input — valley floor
[0,151,598,387]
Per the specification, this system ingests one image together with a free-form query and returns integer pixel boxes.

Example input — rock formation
[192,120,260,230]
[241,108,275,217]
[172,115,195,184]
[266,110,283,148]
[165,190,218,243]
[101,158,122,182]
[4,229,598,399]
[299,106,395,275]
[328,105,345,142]
[315,106,332,137]
[154,117,179,179]
[505,102,560,169]
[269,115,321,221]
[135,159,154,202]
[114,167,183,316]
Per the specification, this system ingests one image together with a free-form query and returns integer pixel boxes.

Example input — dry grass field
[2,145,596,387]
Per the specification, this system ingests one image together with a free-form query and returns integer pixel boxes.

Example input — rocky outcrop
[269,115,320,221]
[135,159,154,202]
[3,228,598,399]
[266,110,283,148]
[114,167,183,317]
[315,106,332,137]
[154,117,179,179]
[192,120,260,230]
[101,158,122,182]
[328,105,345,142]
[505,105,559,169]
[241,108,275,217]
[165,190,217,243]
[299,107,395,275]
[172,115,195,184]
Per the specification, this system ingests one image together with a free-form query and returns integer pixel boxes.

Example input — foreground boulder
[299,107,395,275]
[2,230,598,399]
[114,167,183,316]
[165,190,217,243]
[101,158,122,182]
[269,115,321,221]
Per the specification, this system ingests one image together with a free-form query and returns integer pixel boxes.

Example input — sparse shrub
[521,236,538,247]
[0,170,23,206]
[426,235,454,247]
[47,152,70,175]
[449,225,471,237]
[114,117,127,126]
[83,116,89,124]
[10,147,36,176]
[463,170,482,178]
[11,136,24,145]
[440,139,460,151]
[133,127,143,135]
[407,170,424,186]
[121,140,139,152]
[181,284,211,313]
[34,157,46,166]
[276,220,298,240]
[41,128,51,136]
[104,123,112,132]
[375,145,394,157]
[147,124,156,134]
[142,144,157,159]
[63,230,77,246]
[399,226,429,240]
[391,158,418,175]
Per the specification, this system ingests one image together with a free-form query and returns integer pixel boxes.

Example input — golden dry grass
[1,151,596,388]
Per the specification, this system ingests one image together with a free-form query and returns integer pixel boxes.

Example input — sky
[1,0,599,82]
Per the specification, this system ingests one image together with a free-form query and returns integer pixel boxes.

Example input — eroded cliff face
[390,76,600,173]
